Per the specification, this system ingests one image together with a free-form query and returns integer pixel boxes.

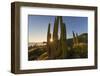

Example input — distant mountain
[29,42,47,47]
[78,33,88,43]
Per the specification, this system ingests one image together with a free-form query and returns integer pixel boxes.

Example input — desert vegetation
[28,16,88,60]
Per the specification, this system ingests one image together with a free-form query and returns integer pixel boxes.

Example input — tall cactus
[53,16,59,41]
[49,16,59,59]
[72,31,76,46]
[47,16,68,59]
[47,23,51,59]
[47,23,51,44]
[60,16,67,58]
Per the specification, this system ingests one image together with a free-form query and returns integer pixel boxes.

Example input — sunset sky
[28,15,88,43]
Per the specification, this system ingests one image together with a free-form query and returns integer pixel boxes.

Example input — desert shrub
[73,43,88,58]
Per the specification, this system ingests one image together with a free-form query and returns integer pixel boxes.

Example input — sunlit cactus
[73,31,79,47]
[30,15,87,60]
[51,16,59,59]
[53,16,59,41]
[60,16,67,58]
[47,23,51,44]
[47,17,59,59]
[47,16,68,59]
[47,23,51,59]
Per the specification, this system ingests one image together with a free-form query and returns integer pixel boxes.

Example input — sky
[28,15,88,43]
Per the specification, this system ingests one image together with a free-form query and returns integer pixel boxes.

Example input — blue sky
[28,15,88,42]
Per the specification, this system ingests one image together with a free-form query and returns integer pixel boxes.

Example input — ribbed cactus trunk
[73,32,79,47]
[51,16,59,58]
[47,16,68,59]
[60,16,67,58]
[53,17,59,41]
[47,23,51,59]
[72,31,76,46]
[47,23,51,43]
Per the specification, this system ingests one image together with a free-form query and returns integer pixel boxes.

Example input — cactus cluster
[72,31,79,47]
[28,16,88,60]
[47,16,68,59]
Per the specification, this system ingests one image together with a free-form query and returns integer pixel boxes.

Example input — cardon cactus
[72,31,79,47]
[47,23,51,59]
[47,23,51,44]
[72,31,76,46]
[53,16,59,41]
[47,17,59,59]
[59,16,67,58]
[47,16,68,59]
[51,16,59,59]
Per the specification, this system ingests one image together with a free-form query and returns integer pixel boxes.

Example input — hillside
[67,33,88,47]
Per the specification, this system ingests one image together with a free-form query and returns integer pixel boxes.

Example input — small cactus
[73,31,79,47]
